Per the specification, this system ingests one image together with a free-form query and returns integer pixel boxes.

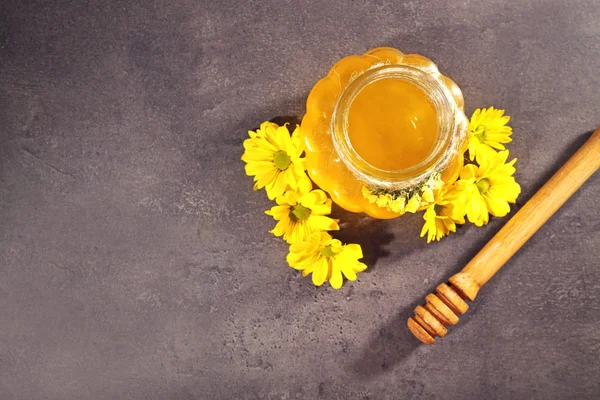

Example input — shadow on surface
[331,204,395,269]
[350,296,423,377]
[270,115,302,127]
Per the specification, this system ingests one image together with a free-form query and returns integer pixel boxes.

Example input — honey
[301,48,468,219]
[347,78,438,171]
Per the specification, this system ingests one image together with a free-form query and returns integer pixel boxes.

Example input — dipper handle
[408,127,600,344]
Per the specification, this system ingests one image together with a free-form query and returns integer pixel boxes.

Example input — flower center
[289,204,311,222]
[476,178,490,194]
[434,204,444,214]
[473,126,487,143]
[320,246,336,258]
[273,150,291,170]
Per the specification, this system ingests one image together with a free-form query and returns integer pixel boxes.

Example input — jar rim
[331,64,462,190]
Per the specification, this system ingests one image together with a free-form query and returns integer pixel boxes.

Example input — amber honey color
[347,79,438,171]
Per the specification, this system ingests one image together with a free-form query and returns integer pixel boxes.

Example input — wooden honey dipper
[408,127,600,344]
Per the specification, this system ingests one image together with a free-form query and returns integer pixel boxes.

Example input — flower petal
[277,191,299,206]
[353,261,367,273]
[308,215,340,231]
[267,173,289,200]
[270,217,291,237]
[274,125,293,152]
[266,205,289,219]
[484,194,510,217]
[297,176,313,195]
[460,164,478,181]
[338,260,357,281]
[244,161,274,176]
[311,257,329,286]
[254,168,278,189]
[329,262,343,289]
[343,244,363,260]
[290,126,304,157]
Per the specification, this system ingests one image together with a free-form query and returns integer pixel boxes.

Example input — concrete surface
[1,0,600,399]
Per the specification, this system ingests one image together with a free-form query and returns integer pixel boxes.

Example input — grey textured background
[1,0,599,399]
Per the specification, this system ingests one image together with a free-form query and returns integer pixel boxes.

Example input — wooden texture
[408,127,600,344]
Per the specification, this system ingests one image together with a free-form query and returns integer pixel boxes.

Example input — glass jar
[301,47,468,219]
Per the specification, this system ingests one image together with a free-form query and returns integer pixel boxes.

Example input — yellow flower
[266,178,340,244]
[362,172,442,213]
[242,122,306,200]
[287,232,367,289]
[362,186,378,204]
[376,193,393,209]
[468,107,512,163]
[405,193,421,213]
[454,150,521,226]
[420,186,465,243]
[421,187,435,203]
[389,196,406,213]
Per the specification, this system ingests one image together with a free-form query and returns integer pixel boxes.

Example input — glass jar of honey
[301,47,468,219]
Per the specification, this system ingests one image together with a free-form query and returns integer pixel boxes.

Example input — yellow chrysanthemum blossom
[266,178,340,244]
[453,150,521,227]
[420,186,465,243]
[242,122,306,200]
[468,107,513,163]
[287,232,367,289]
